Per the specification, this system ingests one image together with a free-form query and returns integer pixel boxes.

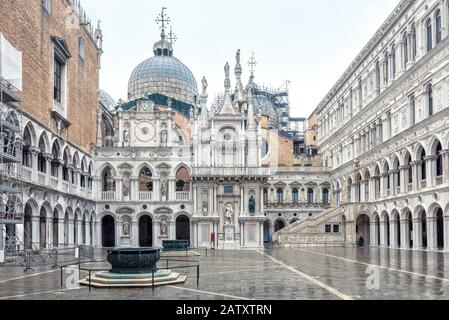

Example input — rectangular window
[42,0,51,13]
[325,225,332,233]
[54,58,62,102]
[333,225,340,233]
[224,186,234,194]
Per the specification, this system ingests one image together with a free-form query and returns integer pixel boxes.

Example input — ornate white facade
[281,0,449,251]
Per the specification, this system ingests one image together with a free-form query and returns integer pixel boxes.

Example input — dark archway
[139,216,153,247]
[356,214,370,246]
[436,208,444,249]
[24,204,33,250]
[176,215,190,243]
[274,219,285,232]
[263,220,271,241]
[53,209,59,248]
[101,215,115,248]
[39,207,47,250]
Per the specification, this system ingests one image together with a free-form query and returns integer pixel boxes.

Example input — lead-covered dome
[127,37,198,106]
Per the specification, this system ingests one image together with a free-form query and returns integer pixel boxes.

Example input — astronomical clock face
[135,121,156,142]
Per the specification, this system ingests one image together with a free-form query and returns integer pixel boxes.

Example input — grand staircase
[273,207,345,247]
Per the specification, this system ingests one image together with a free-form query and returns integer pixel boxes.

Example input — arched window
[322,189,329,204]
[292,188,299,204]
[78,36,85,59]
[102,167,115,191]
[403,32,408,67]
[384,52,389,85]
[263,188,268,204]
[80,162,86,188]
[391,45,396,77]
[436,142,443,177]
[427,84,433,116]
[427,18,433,52]
[51,142,60,177]
[410,95,415,125]
[62,149,69,181]
[419,148,427,181]
[375,61,380,89]
[38,138,46,173]
[412,24,417,60]
[88,163,93,190]
[175,167,190,192]
[307,189,314,204]
[276,188,283,204]
[436,10,442,44]
[22,127,32,167]
[139,167,153,191]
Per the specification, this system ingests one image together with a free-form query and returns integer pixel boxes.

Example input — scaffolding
[253,81,291,131]
[0,77,24,263]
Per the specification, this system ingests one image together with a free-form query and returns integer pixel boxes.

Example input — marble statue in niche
[161,130,167,146]
[225,204,234,225]
[160,179,168,201]
[160,221,168,236]
[249,195,256,214]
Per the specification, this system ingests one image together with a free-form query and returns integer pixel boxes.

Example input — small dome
[99,89,116,111]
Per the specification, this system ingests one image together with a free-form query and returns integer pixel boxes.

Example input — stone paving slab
[0,248,448,300]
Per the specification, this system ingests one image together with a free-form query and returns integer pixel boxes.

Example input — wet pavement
[0,247,449,300]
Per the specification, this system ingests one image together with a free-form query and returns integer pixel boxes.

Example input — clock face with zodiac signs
[135,121,156,142]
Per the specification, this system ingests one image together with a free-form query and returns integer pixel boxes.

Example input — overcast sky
[82,0,399,117]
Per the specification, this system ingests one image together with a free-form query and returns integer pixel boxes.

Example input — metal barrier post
[23,251,34,273]
[166,259,169,269]
[60,266,63,288]
[52,248,58,269]
[152,269,155,292]
[89,270,91,292]
[196,265,199,286]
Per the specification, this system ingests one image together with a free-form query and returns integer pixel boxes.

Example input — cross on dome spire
[248,51,257,75]
[167,26,177,45]
[155,7,171,39]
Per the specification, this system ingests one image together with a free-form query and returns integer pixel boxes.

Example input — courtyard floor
[1,247,449,300]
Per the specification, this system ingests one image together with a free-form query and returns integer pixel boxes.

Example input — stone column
[442,150,449,183]
[379,221,387,246]
[58,219,65,247]
[444,214,449,252]
[413,218,422,249]
[43,153,52,185]
[354,133,360,157]
[68,219,74,246]
[46,217,53,249]
[370,222,379,246]
[379,173,387,198]
[132,221,138,247]
[389,169,398,196]
[399,166,406,194]
[360,180,366,202]
[410,161,420,191]
[390,219,398,247]
[400,218,410,249]
[30,148,39,182]
[31,216,40,249]
[425,155,438,188]
[427,216,437,250]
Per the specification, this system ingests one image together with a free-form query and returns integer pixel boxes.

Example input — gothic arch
[38,132,50,153]
[97,162,118,176]
[134,162,155,177]
[23,121,37,146]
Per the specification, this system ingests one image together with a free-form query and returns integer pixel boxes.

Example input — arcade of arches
[347,204,448,250]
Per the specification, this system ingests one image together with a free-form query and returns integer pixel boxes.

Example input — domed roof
[127,38,198,106]
[99,89,116,111]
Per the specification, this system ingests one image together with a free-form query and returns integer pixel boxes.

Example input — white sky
[82,0,399,117]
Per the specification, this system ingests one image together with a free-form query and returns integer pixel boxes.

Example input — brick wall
[0,0,100,154]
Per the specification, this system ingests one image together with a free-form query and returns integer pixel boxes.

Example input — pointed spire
[247,83,256,129]
[224,62,231,92]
